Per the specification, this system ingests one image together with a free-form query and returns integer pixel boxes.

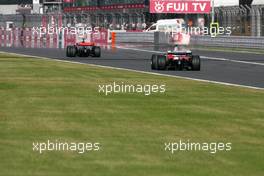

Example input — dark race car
[151,49,200,71]
[66,41,101,57]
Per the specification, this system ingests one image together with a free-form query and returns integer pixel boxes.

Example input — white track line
[116,46,264,66]
[0,51,263,90]
[202,56,264,66]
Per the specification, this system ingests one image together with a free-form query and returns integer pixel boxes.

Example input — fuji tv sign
[150,0,211,14]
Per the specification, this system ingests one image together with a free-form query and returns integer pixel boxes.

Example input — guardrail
[114,32,264,49]
[190,35,264,49]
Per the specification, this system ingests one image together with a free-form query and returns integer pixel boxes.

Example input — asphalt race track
[0,45,263,89]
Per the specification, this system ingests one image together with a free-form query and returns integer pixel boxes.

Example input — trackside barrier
[191,35,264,49]
[46,33,51,48]
[114,32,155,43]
[0,26,111,48]
[111,31,264,49]
[1,28,108,48]
[13,28,19,41]
[112,31,190,45]
[1,27,264,49]
[45,32,58,48]
[64,29,76,47]
[24,28,32,48]
[13,28,20,47]
[3,30,12,47]
[32,29,39,48]
[91,29,108,44]
[0,27,3,46]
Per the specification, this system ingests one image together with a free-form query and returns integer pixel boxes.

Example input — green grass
[0,53,263,176]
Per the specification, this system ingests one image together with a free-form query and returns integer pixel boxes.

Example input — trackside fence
[0,27,110,48]
[1,28,264,49]
[190,35,264,49]
[113,32,264,49]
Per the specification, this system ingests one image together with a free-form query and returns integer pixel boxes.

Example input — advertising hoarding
[150,0,211,14]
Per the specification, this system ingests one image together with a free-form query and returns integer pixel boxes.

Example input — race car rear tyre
[66,46,72,57]
[92,46,101,57]
[151,54,158,70]
[71,46,76,57]
[66,46,76,57]
[157,55,167,70]
[192,55,200,71]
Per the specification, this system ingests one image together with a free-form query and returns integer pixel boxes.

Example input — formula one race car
[151,49,200,71]
[66,40,101,57]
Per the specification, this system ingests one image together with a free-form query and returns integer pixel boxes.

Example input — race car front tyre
[157,55,167,70]
[151,54,158,70]
[192,55,201,71]
[66,46,76,57]
[92,46,101,57]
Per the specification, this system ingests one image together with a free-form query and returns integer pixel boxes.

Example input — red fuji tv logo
[150,0,211,14]
[154,1,165,13]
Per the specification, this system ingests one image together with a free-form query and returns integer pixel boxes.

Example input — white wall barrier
[190,35,264,49]
[112,31,264,49]
[114,32,155,43]
[112,31,190,45]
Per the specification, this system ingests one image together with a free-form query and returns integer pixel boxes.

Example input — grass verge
[0,53,263,176]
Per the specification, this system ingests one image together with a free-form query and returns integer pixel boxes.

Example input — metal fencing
[210,5,264,37]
